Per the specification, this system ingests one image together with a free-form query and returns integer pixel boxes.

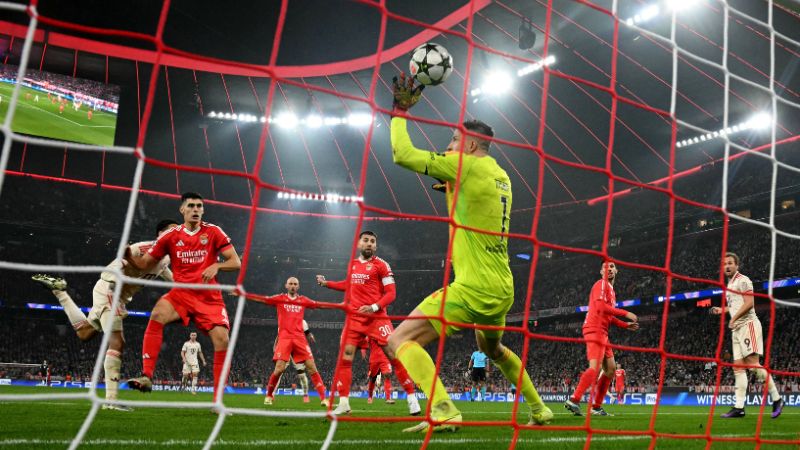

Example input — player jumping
[126,192,241,404]
[32,219,178,411]
[386,73,553,433]
[711,252,784,419]
[564,261,639,417]
[317,231,421,417]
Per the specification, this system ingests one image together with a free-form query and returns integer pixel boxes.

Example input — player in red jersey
[564,261,639,416]
[614,364,626,404]
[249,276,330,408]
[359,337,394,404]
[125,192,241,403]
[316,231,420,416]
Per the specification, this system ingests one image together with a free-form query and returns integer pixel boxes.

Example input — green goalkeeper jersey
[391,117,514,300]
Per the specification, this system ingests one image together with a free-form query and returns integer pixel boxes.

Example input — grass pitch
[0,83,118,146]
[0,386,797,449]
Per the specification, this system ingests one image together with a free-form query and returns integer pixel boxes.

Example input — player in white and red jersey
[32,219,178,411]
[316,231,420,416]
[358,337,393,404]
[180,332,206,395]
[613,364,626,404]
[126,192,241,403]
[249,277,330,407]
[564,261,638,417]
[711,252,784,419]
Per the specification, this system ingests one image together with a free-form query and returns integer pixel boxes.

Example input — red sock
[141,320,164,378]
[335,358,352,397]
[367,376,376,399]
[383,374,392,398]
[266,372,280,397]
[213,350,228,402]
[592,373,612,408]
[310,371,326,400]
[571,367,597,404]
[390,359,416,395]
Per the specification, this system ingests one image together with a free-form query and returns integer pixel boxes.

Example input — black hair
[463,120,494,151]
[156,219,179,235]
[359,230,377,239]
[181,192,204,203]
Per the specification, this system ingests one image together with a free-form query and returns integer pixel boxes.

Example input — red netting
[2,0,799,448]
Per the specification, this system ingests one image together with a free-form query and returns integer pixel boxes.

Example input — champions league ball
[409,43,453,86]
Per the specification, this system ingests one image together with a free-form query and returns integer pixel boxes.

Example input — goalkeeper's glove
[392,72,424,112]
[431,178,447,193]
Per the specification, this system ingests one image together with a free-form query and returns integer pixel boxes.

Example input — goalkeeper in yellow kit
[386,74,553,433]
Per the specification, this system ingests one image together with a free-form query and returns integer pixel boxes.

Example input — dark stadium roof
[1,0,799,217]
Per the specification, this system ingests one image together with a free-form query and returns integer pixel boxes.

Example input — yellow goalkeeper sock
[494,346,546,412]
[396,341,453,408]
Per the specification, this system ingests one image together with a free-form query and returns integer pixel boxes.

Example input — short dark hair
[725,252,740,266]
[463,120,494,151]
[181,192,204,203]
[359,230,377,239]
[155,219,179,235]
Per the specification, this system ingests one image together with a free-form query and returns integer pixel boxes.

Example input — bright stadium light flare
[677,112,774,148]
[275,113,298,129]
[305,115,323,128]
[480,71,513,96]
[347,113,373,127]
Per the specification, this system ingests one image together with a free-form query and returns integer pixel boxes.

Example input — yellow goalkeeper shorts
[416,282,513,339]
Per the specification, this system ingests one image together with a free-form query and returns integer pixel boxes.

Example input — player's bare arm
[201,246,241,283]
[200,351,206,367]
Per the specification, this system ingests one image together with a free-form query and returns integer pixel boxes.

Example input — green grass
[0,386,797,449]
[0,83,117,146]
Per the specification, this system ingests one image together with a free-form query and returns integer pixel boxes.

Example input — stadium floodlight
[480,71,513,96]
[625,4,659,26]
[516,55,556,77]
[347,113,373,127]
[208,111,217,118]
[746,112,773,130]
[666,0,699,11]
[305,115,323,128]
[324,117,343,126]
[260,116,267,123]
[275,113,298,129]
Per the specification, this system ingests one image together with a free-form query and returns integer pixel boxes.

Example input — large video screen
[0,64,119,146]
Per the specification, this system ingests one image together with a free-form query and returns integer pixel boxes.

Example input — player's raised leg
[381,343,420,416]
[476,330,552,425]
[32,275,97,341]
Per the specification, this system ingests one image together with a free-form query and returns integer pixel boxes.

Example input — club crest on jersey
[200,234,209,245]
[366,264,373,271]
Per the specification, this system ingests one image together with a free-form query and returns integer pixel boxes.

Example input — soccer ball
[409,43,453,86]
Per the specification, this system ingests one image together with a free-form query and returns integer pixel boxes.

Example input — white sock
[339,396,350,407]
[54,291,88,329]
[734,370,748,409]
[299,373,309,395]
[753,368,781,402]
[191,375,198,392]
[104,349,122,401]
[407,391,416,401]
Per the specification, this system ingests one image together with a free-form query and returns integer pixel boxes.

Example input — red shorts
[163,288,229,333]
[584,332,612,361]
[342,317,395,347]
[273,336,313,363]
[369,359,392,377]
